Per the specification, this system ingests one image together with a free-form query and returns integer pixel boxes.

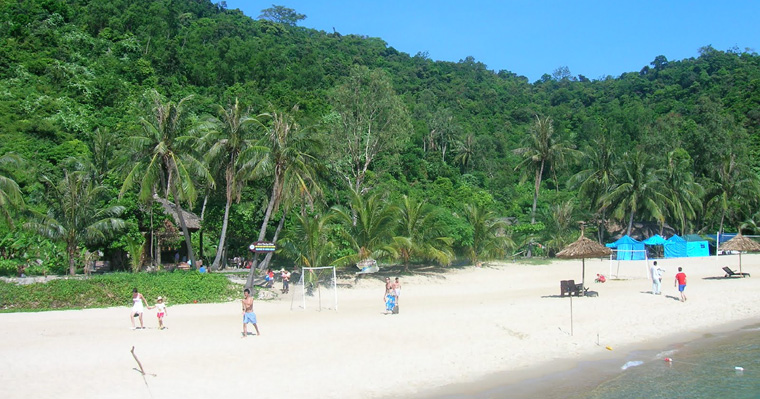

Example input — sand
[1,254,759,399]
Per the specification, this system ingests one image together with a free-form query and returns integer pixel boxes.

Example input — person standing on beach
[384,277,395,314]
[154,296,168,330]
[650,261,663,295]
[281,269,291,294]
[674,267,687,302]
[130,288,149,330]
[242,288,260,337]
[392,277,401,314]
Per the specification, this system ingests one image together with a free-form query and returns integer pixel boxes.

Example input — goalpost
[608,249,649,279]
[290,266,338,311]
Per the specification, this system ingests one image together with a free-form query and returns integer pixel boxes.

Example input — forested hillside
[1,0,759,275]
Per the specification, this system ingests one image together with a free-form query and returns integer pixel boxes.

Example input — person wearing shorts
[674,267,687,302]
[242,289,260,337]
[154,296,167,330]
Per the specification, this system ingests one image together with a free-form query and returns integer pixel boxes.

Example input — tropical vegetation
[1,0,760,282]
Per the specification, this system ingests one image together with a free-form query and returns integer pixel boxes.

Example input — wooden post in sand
[569,294,573,336]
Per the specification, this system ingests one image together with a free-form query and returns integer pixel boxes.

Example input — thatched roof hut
[154,198,201,231]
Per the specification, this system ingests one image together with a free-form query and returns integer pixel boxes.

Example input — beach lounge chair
[722,266,750,278]
[560,280,584,297]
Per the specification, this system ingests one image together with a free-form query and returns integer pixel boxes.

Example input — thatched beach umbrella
[556,231,612,287]
[719,232,760,277]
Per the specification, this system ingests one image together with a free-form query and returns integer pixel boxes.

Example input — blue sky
[223,1,759,82]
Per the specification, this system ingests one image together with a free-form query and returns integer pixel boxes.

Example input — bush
[0,272,244,312]
[0,260,22,277]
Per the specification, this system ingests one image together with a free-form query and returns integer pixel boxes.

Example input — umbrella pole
[570,294,574,336]
[739,253,743,277]
[582,258,586,288]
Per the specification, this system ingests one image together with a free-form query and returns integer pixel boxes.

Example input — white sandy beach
[1,255,759,399]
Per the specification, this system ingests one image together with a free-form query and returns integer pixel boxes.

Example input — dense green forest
[1,0,759,280]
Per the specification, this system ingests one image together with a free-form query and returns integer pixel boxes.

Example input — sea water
[455,323,760,399]
[580,326,760,399]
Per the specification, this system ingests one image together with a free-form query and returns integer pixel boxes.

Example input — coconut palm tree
[205,98,267,270]
[462,203,513,264]
[704,152,760,234]
[0,153,25,226]
[514,115,578,225]
[568,134,616,242]
[601,149,669,236]
[26,169,125,275]
[391,195,453,270]
[279,211,335,269]
[331,190,397,266]
[244,107,322,288]
[121,90,213,269]
[662,149,704,235]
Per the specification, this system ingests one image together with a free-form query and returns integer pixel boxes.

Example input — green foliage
[1,0,760,269]
[0,272,242,312]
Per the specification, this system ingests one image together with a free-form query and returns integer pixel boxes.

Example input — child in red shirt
[674,267,687,302]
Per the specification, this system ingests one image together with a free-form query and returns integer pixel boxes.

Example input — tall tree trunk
[200,194,208,262]
[626,209,635,236]
[170,183,196,270]
[245,180,280,289]
[68,244,76,276]
[259,213,286,271]
[527,160,545,258]
[211,194,232,271]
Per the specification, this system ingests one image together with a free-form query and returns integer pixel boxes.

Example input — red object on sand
[664,358,673,362]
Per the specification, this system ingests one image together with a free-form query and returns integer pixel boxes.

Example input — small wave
[621,360,644,370]
[656,349,677,358]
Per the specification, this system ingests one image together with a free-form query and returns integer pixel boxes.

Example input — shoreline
[1,255,759,398]
[417,316,760,399]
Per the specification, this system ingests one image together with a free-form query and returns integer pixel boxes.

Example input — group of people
[130,288,168,330]
[384,277,401,314]
[131,271,403,338]
[262,268,292,293]
[650,261,688,302]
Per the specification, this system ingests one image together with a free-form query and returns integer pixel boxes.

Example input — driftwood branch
[130,346,146,375]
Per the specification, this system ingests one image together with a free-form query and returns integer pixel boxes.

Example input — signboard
[249,241,276,253]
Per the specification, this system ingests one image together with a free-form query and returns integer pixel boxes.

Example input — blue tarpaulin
[683,234,710,257]
[643,234,668,246]
[665,235,687,258]
[606,235,646,260]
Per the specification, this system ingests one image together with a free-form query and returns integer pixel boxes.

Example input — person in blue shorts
[241,289,260,337]
[384,277,395,314]
[674,267,687,302]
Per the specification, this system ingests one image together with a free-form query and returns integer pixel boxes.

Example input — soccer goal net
[608,250,649,279]
[290,266,338,311]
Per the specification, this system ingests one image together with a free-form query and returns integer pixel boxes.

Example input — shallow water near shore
[436,322,760,399]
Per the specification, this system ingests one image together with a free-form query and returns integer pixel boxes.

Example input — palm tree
[662,149,704,235]
[26,169,125,275]
[121,90,213,269]
[453,134,475,172]
[331,190,397,266]
[205,98,266,270]
[705,153,760,234]
[601,149,669,236]
[568,134,616,242]
[514,115,578,225]
[244,107,322,288]
[0,153,25,226]
[279,211,335,269]
[391,195,454,270]
[462,203,513,264]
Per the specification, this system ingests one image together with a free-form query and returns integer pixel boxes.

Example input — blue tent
[665,235,687,258]
[606,235,646,260]
[643,234,668,246]
[684,234,710,257]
